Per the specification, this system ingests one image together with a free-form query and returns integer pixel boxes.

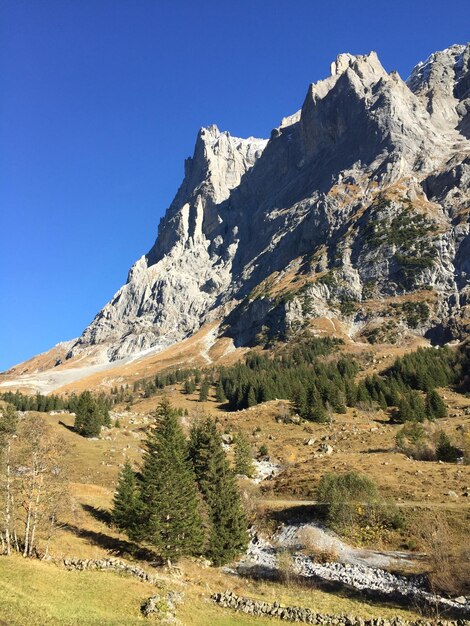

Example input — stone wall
[61,557,163,586]
[212,591,469,625]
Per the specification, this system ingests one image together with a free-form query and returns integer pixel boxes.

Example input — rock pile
[239,529,470,616]
[141,591,184,621]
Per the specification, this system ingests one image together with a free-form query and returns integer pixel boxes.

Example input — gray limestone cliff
[68,44,470,361]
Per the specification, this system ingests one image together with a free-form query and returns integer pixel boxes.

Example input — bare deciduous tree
[0,407,69,557]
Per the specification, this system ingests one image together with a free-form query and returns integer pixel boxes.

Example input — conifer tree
[409,391,426,422]
[436,431,459,462]
[378,391,388,410]
[184,379,195,395]
[309,398,329,423]
[189,418,248,565]
[139,398,203,562]
[199,379,210,402]
[73,391,102,437]
[292,386,307,417]
[395,396,412,423]
[426,389,447,419]
[356,382,371,404]
[215,381,227,403]
[344,379,358,407]
[234,431,254,477]
[246,386,257,408]
[112,459,141,536]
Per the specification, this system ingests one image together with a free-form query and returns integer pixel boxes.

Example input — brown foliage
[411,511,470,597]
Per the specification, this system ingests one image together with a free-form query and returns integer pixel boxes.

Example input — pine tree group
[139,397,203,561]
[73,391,110,437]
[112,399,248,565]
[189,418,249,565]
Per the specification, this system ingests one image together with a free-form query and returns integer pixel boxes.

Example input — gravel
[236,525,470,615]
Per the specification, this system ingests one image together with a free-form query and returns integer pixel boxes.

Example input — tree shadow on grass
[81,503,113,526]
[269,504,324,525]
[58,420,76,433]
[63,521,159,562]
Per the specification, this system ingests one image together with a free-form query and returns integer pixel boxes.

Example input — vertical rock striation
[69,45,470,362]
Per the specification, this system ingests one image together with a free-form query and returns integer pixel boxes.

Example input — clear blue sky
[1,0,468,371]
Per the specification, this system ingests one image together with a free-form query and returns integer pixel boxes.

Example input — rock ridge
[66,44,470,363]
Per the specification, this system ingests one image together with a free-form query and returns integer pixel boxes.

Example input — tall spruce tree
[112,459,141,536]
[215,381,227,403]
[309,398,329,423]
[246,386,257,408]
[139,398,203,562]
[411,391,426,421]
[234,431,254,477]
[73,391,102,437]
[426,389,447,419]
[189,418,248,565]
[199,379,210,402]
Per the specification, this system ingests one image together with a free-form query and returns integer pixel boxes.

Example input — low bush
[395,422,436,461]
[396,422,462,462]
[298,527,339,563]
[317,472,403,534]
[411,511,470,596]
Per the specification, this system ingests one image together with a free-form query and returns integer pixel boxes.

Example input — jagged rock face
[70,127,268,360]
[69,45,470,362]
[407,44,470,136]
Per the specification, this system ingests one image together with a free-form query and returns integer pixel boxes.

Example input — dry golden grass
[2,373,468,623]
[0,552,423,626]
[2,343,72,377]
[0,554,157,626]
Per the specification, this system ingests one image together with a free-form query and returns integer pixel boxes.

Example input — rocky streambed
[235,524,470,617]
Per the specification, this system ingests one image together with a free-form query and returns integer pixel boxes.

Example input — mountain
[11,45,470,375]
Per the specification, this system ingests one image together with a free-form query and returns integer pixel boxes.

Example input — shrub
[317,472,402,533]
[462,428,470,465]
[276,549,296,585]
[435,431,461,463]
[297,527,339,564]
[396,423,462,463]
[317,271,336,287]
[401,301,430,328]
[411,511,470,596]
[339,299,357,317]
[395,422,436,461]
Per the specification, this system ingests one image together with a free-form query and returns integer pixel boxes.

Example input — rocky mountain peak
[407,42,470,135]
[330,50,385,80]
[65,45,470,364]
[406,44,468,93]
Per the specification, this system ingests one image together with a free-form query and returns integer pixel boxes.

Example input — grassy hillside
[0,554,421,626]
[1,339,469,624]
